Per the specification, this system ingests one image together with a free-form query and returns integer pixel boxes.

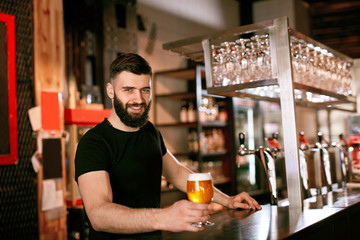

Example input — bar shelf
[163,19,356,112]
[206,79,356,112]
[154,66,236,196]
[163,16,359,210]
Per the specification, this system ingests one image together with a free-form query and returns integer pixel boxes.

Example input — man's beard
[113,92,151,128]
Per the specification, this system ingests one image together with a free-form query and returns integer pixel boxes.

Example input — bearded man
[75,53,261,240]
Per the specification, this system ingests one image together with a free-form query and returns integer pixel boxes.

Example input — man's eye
[142,89,151,93]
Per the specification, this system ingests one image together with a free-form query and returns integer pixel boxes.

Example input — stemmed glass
[186,173,215,227]
[212,32,353,97]
[234,38,250,84]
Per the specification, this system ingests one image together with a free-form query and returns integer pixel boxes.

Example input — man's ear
[106,82,114,99]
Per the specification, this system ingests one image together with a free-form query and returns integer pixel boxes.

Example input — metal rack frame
[163,17,359,210]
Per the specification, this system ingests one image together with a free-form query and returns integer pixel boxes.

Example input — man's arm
[77,170,211,234]
[162,150,262,210]
[161,150,193,193]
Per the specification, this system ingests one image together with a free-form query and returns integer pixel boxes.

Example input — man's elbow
[87,210,107,232]
[90,221,102,232]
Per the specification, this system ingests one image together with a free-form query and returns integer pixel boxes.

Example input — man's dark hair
[110,53,152,80]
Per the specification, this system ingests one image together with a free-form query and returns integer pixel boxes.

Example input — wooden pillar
[33,0,67,239]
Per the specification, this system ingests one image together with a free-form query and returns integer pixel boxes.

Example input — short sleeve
[158,130,167,156]
[74,132,111,182]
[149,123,167,156]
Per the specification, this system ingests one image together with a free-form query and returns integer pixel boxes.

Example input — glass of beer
[187,172,215,227]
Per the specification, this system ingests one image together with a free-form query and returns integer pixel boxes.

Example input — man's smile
[127,103,146,114]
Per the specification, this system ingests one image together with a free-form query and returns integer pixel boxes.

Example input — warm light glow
[138,0,239,30]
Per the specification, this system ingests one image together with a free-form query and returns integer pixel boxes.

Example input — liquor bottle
[199,131,207,153]
[187,101,197,122]
[188,130,199,152]
[199,97,207,122]
[207,98,216,121]
[180,100,188,123]
[216,129,225,151]
[218,107,228,122]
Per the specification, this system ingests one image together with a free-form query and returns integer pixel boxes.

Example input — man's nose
[132,90,145,103]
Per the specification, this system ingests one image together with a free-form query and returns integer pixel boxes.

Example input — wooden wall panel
[34,0,65,105]
[33,0,67,239]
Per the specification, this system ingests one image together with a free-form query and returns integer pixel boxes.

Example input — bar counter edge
[162,187,360,240]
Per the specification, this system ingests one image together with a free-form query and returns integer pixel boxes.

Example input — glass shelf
[163,19,356,112]
[206,79,356,112]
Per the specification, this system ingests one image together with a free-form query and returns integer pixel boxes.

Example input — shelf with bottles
[167,128,228,157]
[154,65,236,195]
[153,68,202,102]
[187,128,227,156]
[179,157,230,185]
[155,86,229,128]
[160,155,231,193]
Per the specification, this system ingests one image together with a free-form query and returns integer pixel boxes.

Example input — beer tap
[238,132,278,205]
[301,131,322,195]
[298,132,311,199]
[338,134,350,183]
[327,134,349,187]
[266,132,298,201]
[329,141,347,188]
[316,132,333,192]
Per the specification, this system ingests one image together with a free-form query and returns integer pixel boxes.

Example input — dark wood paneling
[303,0,360,58]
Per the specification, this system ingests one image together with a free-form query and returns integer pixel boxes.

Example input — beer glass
[186,173,215,227]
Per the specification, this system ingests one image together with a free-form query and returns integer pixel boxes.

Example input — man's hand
[226,192,262,210]
[157,200,211,232]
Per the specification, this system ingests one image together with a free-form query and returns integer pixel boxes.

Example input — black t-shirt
[75,119,167,239]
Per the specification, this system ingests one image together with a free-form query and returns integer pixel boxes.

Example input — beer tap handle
[299,131,310,149]
[339,133,348,146]
[317,132,323,144]
[239,132,246,145]
[272,132,279,140]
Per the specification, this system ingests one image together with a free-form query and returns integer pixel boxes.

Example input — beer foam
[187,173,212,181]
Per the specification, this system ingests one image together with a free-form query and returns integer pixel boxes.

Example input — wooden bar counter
[163,187,360,240]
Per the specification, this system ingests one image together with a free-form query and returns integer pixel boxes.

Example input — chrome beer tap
[265,133,286,193]
[238,132,278,205]
[327,134,349,188]
[298,132,311,199]
[339,133,350,183]
[316,132,333,192]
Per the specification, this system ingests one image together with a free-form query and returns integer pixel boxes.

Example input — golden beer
[187,173,214,204]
